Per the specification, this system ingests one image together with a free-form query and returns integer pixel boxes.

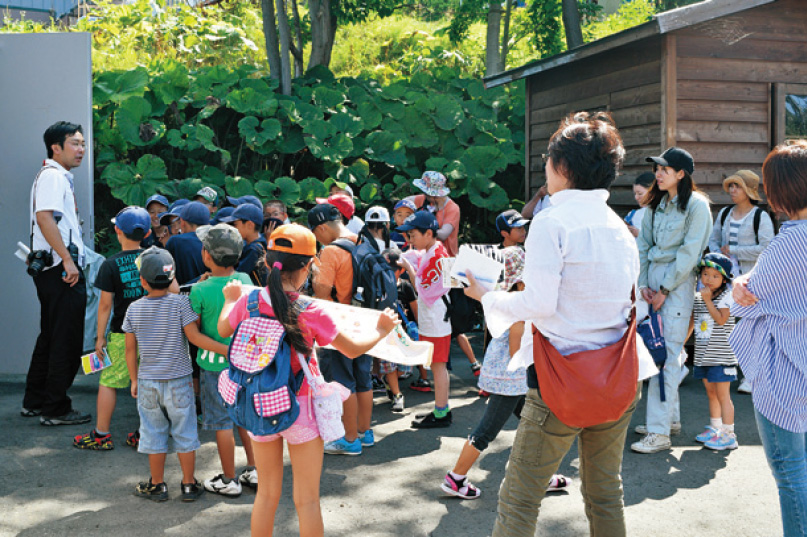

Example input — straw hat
[723,170,761,202]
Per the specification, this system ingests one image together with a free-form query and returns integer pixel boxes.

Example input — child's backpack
[217,290,309,436]
[332,229,398,310]
[718,204,778,242]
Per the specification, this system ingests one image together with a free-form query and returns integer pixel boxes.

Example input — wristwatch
[659,286,671,296]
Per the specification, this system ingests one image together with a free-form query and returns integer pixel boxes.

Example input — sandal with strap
[546,474,571,492]
[126,430,140,448]
[440,473,481,500]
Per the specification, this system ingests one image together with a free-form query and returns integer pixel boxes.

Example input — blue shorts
[200,369,233,431]
[694,365,738,383]
[319,349,372,393]
[137,376,201,454]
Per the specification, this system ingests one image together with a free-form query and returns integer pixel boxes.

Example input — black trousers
[23,263,86,417]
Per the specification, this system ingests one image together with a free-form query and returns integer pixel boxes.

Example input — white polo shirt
[29,159,85,269]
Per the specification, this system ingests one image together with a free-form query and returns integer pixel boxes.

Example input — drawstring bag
[637,308,668,401]
[296,349,350,443]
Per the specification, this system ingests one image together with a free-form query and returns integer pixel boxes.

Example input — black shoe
[135,479,168,502]
[412,411,452,429]
[181,479,204,502]
[40,410,91,426]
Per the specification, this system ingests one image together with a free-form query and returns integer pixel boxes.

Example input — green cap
[196,224,244,265]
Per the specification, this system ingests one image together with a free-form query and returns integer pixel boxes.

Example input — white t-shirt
[30,159,85,269]
[417,293,451,338]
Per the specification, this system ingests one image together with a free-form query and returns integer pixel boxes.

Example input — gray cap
[196,224,244,264]
[136,246,175,285]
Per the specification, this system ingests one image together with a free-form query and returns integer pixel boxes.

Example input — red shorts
[421,335,451,364]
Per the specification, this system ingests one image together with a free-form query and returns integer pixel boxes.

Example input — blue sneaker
[695,426,719,443]
[360,429,375,447]
[704,431,738,451]
[324,436,362,456]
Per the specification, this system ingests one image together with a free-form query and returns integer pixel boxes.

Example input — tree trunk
[260,0,282,81]
[275,0,293,95]
[308,0,337,69]
[500,0,512,69]
[289,0,304,77]
[485,1,503,76]
[562,0,584,49]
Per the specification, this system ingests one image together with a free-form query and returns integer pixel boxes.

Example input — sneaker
[631,433,672,453]
[372,376,386,394]
[239,467,258,490]
[738,379,753,394]
[470,361,482,377]
[73,430,114,451]
[546,474,571,492]
[134,479,168,502]
[181,479,204,502]
[441,473,481,500]
[704,431,739,451]
[391,393,405,413]
[203,474,242,497]
[409,378,433,392]
[634,422,681,436]
[398,370,413,381]
[126,430,140,449]
[20,407,42,417]
[40,409,91,426]
[360,429,375,447]
[695,426,719,443]
[412,411,452,429]
[324,436,362,456]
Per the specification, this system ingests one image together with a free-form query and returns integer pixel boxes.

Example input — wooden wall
[673,0,807,207]
[525,37,663,213]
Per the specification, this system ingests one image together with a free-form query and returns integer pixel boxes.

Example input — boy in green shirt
[190,224,257,496]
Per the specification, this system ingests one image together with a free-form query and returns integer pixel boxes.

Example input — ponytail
[265,250,313,356]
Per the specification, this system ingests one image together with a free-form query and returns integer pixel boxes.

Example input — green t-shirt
[189,272,253,372]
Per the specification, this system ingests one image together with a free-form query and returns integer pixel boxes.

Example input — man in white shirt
[22,121,91,426]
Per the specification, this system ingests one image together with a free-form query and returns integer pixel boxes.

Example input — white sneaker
[634,422,681,436]
[203,474,242,497]
[738,379,753,394]
[239,467,258,490]
[631,433,672,453]
[391,393,405,413]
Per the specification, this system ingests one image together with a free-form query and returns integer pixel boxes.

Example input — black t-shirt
[166,232,206,285]
[397,279,417,324]
[237,235,269,286]
[94,249,146,333]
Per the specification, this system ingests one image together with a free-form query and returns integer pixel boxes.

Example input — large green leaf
[150,60,189,105]
[117,96,164,147]
[94,68,149,104]
[306,132,353,162]
[298,177,328,203]
[225,175,256,197]
[365,131,408,168]
[329,113,363,137]
[463,146,508,181]
[312,86,345,109]
[357,100,383,130]
[225,86,278,116]
[102,154,168,205]
[238,116,282,153]
[467,176,509,211]
[274,176,301,206]
[431,94,464,131]
[254,179,278,199]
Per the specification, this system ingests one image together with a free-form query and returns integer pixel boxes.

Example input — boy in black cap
[74,206,152,451]
[123,247,229,502]
[496,209,529,249]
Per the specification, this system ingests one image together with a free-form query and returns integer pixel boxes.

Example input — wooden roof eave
[483,0,777,89]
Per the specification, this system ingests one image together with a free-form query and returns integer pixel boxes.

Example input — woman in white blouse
[465,112,649,537]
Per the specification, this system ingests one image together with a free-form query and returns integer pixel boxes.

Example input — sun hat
[196,224,244,264]
[413,171,450,197]
[268,224,318,259]
[112,206,151,234]
[501,246,526,291]
[365,206,390,223]
[723,170,761,202]
[699,252,733,282]
[646,147,695,175]
[136,246,175,285]
[316,193,355,220]
[496,209,530,233]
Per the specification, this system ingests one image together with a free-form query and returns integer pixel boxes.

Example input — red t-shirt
[228,289,339,396]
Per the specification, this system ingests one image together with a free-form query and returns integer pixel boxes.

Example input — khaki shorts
[99,332,132,389]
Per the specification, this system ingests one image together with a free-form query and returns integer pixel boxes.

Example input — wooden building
[484,0,807,213]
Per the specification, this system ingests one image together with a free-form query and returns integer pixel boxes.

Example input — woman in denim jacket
[632,147,713,454]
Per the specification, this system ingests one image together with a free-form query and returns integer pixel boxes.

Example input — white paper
[449,244,504,291]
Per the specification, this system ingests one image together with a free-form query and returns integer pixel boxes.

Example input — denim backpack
[217,290,309,436]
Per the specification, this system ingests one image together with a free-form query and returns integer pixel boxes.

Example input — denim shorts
[200,369,233,431]
[694,365,738,383]
[319,349,372,393]
[137,375,201,454]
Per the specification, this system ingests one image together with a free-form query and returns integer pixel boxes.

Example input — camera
[27,249,53,277]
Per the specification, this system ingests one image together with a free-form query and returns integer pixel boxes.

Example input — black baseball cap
[646,147,695,175]
[136,246,175,285]
[496,209,529,233]
[308,203,342,229]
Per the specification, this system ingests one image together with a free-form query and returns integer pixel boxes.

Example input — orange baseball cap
[267,224,318,259]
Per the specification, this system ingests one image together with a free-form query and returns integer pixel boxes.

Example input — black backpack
[332,230,398,310]
[718,205,776,243]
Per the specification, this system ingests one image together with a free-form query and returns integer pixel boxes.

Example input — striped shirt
[122,294,198,380]
[729,220,807,433]
[693,288,737,367]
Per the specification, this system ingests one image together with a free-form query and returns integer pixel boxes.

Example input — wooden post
[525,77,532,203]
[661,34,677,150]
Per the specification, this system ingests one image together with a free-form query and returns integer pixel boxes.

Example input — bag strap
[752,206,762,244]
[295,349,320,390]
[30,165,58,250]
[247,289,262,318]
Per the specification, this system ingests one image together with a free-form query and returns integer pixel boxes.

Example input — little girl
[441,247,569,499]
[217,224,398,537]
[689,252,738,451]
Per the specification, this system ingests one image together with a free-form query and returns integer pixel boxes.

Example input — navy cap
[180,201,211,226]
[145,194,169,210]
[308,204,342,229]
[496,209,529,233]
[220,203,263,227]
[396,210,438,232]
[112,206,151,234]
[646,147,695,175]
[159,211,179,226]
[211,206,235,225]
[169,199,190,213]
[226,195,263,210]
